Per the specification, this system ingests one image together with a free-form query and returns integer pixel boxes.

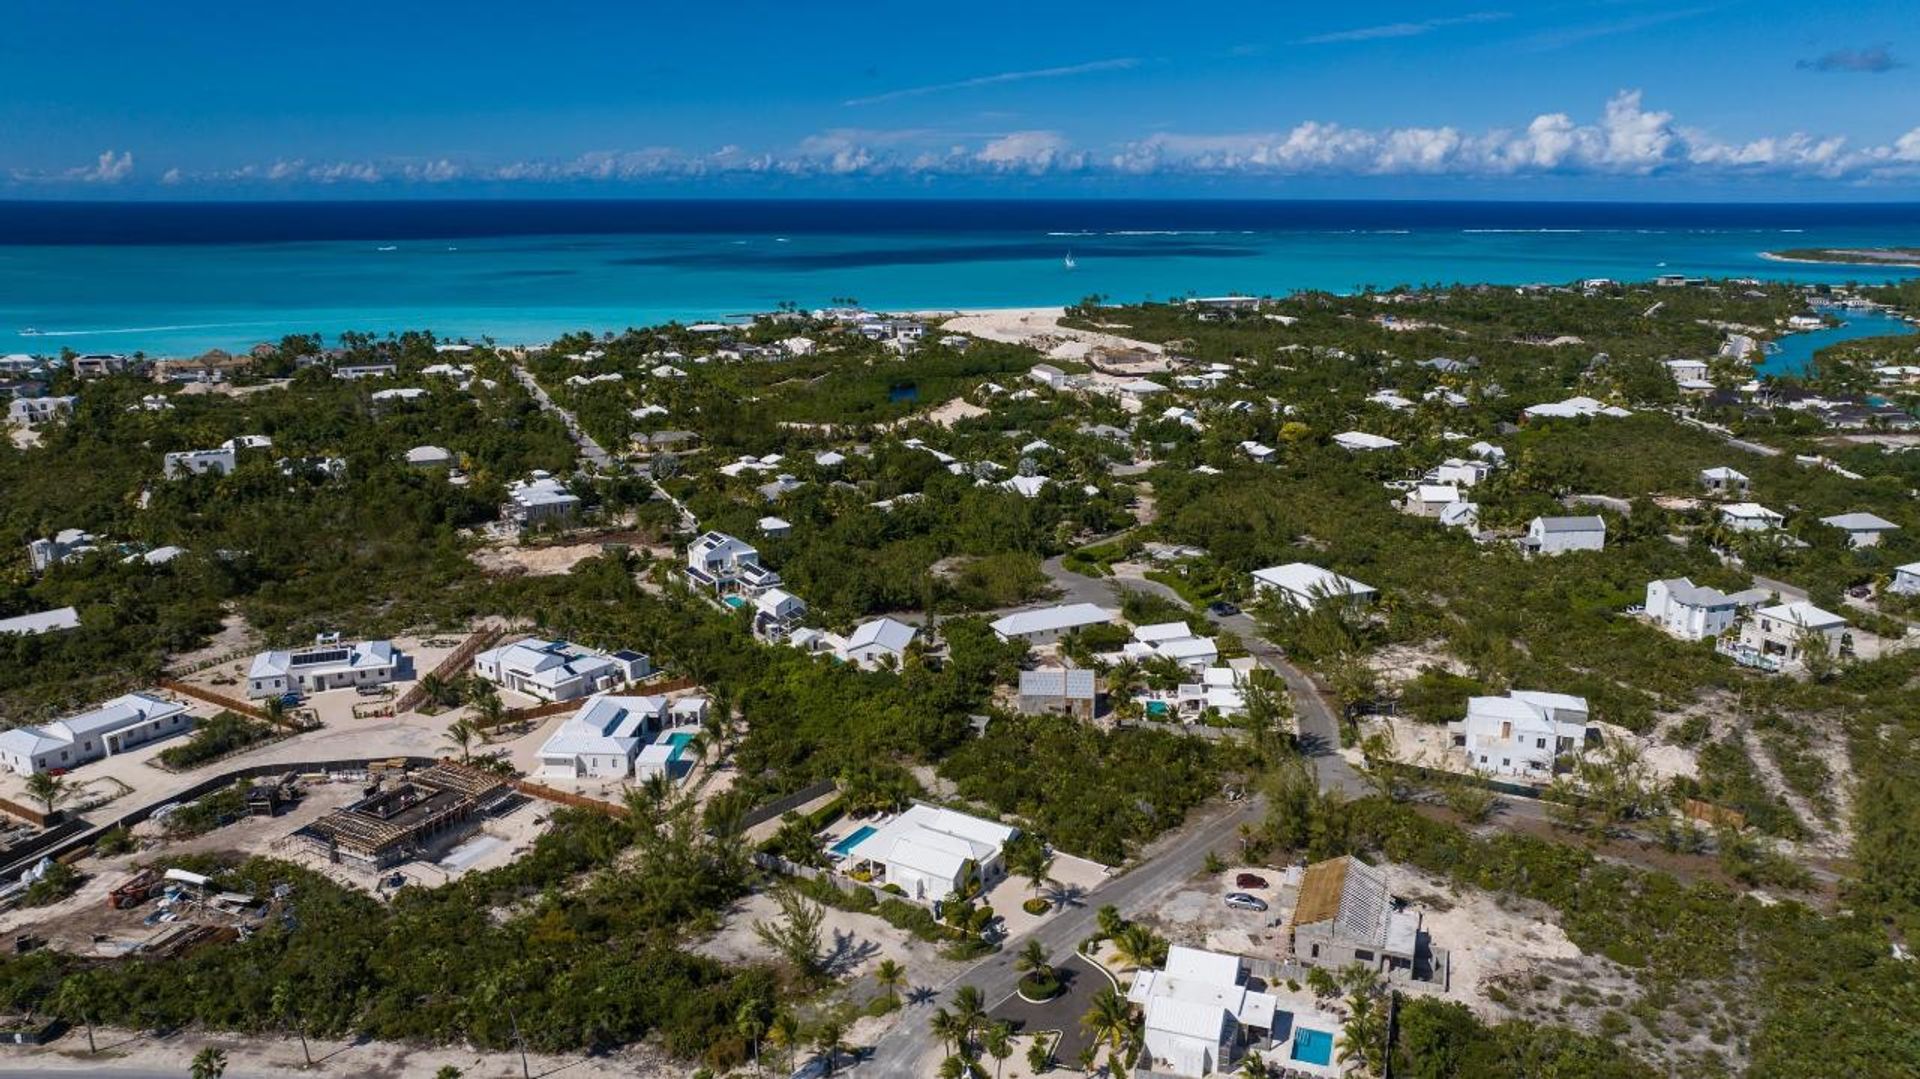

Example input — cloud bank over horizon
[14,91,1920,195]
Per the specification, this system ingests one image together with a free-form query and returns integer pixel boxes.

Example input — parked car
[1223,892,1268,912]
[1235,873,1269,889]
[1206,601,1240,618]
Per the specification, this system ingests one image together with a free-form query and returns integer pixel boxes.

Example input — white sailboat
[1063,251,1077,270]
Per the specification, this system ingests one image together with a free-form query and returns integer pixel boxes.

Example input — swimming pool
[1145,700,1169,717]
[663,730,695,762]
[723,595,748,609]
[1291,1028,1334,1066]
[831,825,877,858]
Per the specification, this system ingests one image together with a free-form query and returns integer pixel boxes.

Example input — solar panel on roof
[291,648,352,667]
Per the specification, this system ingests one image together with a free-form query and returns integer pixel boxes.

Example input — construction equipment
[108,869,160,910]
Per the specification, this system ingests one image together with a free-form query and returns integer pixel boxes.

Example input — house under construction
[295,763,513,872]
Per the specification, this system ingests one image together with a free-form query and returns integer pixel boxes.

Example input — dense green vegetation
[156,711,277,770]
[939,713,1220,864]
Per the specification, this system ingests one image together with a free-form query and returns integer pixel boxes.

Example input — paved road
[507,360,698,531]
[1674,414,1783,458]
[862,796,1266,1079]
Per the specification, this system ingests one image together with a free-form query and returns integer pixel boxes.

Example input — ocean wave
[1461,228,1587,234]
[1046,231,1096,237]
[1105,229,1221,236]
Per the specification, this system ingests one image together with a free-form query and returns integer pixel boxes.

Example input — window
[1501,759,1510,768]
[1354,950,1374,962]
[1536,737,1547,749]
[1310,944,1320,958]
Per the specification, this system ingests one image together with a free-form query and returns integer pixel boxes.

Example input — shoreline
[1759,250,1920,270]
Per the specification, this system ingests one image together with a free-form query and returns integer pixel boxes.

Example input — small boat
[1063,251,1077,270]
[376,245,397,252]
[19,327,41,336]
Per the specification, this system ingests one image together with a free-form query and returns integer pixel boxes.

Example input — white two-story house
[1449,691,1597,778]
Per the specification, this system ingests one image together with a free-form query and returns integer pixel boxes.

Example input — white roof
[1758,601,1847,630]
[1524,395,1632,419]
[1157,636,1219,661]
[0,607,81,635]
[406,445,453,464]
[1415,484,1461,504]
[847,617,917,654]
[1164,945,1243,984]
[990,603,1114,638]
[1720,502,1783,521]
[1333,430,1401,451]
[1821,512,1898,532]
[1251,562,1376,601]
[847,803,1017,882]
[1700,466,1748,480]
[1133,621,1194,644]
[539,694,662,758]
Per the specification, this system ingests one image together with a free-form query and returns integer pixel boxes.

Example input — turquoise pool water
[1145,701,1169,717]
[723,596,748,609]
[1292,1028,1334,1066]
[831,825,877,858]
[664,730,695,762]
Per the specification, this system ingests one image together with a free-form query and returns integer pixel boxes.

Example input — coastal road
[1674,414,1784,458]
[861,794,1267,1079]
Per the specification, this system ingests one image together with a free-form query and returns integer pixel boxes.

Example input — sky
[3,1,1918,200]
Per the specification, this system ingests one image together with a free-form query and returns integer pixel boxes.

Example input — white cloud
[844,58,1139,107]
[40,90,1920,190]
[1298,12,1509,46]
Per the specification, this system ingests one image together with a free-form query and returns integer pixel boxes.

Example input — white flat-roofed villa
[472,637,650,703]
[0,691,193,776]
[989,602,1116,645]
[684,530,783,595]
[835,803,1018,903]
[247,636,403,698]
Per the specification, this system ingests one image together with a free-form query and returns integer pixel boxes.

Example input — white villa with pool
[836,803,1017,903]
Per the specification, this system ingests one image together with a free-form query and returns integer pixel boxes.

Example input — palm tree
[24,772,67,819]
[190,1047,227,1079]
[419,673,457,710]
[442,718,478,763]
[271,981,311,1068]
[929,1007,963,1059]
[874,957,907,1008]
[735,1001,766,1077]
[767,1011,802,1075]
[470,688,507,730]
[1080,986,1133,1061]
[951,984,986,1055]
[813,1019,849,1076]
[1339,992,1388,1077]
[262,694,289,728]
[983,1022,1013,1079]
[1015,940,1053,981]
[1112,923,1161,971]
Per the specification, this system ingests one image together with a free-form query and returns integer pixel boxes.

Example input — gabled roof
[1821,511,1898,532]
[1019,668,1097,699]
[847,617,916,654]
[1532,515,1605,533]
[990,603,1114,638]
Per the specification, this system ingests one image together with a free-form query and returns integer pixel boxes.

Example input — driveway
[985,952,1116,1063]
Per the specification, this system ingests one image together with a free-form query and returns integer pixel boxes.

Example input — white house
[1719,502,1784,533]
[1333,431,1401,452]
[752,587,808,640]
[1525,516,1605,556]
[1403,484,1461,517]
[989,603,1116,645]
[535,694,669,780]
[0,692,193,777]
[0,607,80,636]
[164,446,238,478]
[1250,563,1377,610]
[840,803,1018,903]
[1438,501,1480,532]
[1522,396,1631,420]
[247,637,403,698]
[1426,457,1493,487]
[473,638,649,702]
[505,471,581,529]
[842,617,918,669]
[1448,691,1596,778]
[685,531,782,594]
[27,528,99,573]
[758,515,792,539]
[1699,466,1750,496]
[406,445,454,471]
[1239,440,1277,464]
[1028,364,1068,390]
[1128,946,1281,1078]
[1644,578,1769,641]
[8,395,75,427]
[1741,601,1849,665]
[1890,562,1920,596]
[1665,358,1709,383]
[1820,512,1899,549]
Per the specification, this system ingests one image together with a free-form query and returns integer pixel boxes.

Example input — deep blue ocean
[2,199,1917,355]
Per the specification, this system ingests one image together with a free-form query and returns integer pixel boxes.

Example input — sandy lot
[932,307,1164,362]
[693,888,961,987]
[469,540,611,577]
[1381,863,1586,1018]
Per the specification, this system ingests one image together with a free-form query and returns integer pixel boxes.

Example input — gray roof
[0,606,80,635]
[1535,515,1605,533]
[1821,512,1898,532]
[1018,668,1097,699]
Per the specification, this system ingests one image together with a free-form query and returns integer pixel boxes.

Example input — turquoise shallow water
[4,201,1918,355]
[1756,309,1918,376]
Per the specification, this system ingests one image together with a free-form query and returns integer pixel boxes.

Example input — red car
[1235,873,1268,889]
